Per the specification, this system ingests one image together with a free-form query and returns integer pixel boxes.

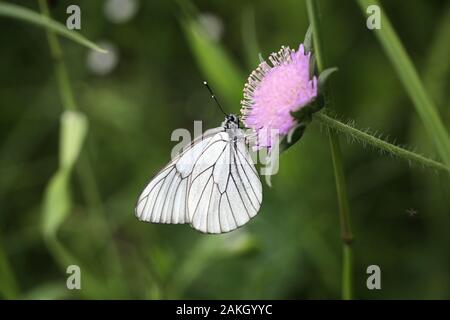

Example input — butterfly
[135,113,263,234]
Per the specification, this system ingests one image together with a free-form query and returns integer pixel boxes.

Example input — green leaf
[281,92,326,153]
[0,2,106,53]
[309,54,316,79]
[42,111,88,237]
[59,111,88,170]
[280,122,309,153]
[42,170,71,237]
[318,67,338,92]
[357,0,450,167]
[303,25,313,52]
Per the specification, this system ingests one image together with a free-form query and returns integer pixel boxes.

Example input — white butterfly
[135,114,263,234]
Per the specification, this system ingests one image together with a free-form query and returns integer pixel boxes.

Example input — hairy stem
[306,0,353,300]
[315,112,450,174]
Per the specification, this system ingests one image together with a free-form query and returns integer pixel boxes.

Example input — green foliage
[0,0,449,300]
[306,0,354,299]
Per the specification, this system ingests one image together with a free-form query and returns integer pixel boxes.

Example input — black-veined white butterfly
[135,111,263,234]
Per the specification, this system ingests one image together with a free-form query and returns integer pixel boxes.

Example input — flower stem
[306,0,353,300]
[315,112,450,174]
[342,243,352,299]
[328,128,354,300]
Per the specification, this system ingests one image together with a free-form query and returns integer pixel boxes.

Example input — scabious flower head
[241,44,317,149]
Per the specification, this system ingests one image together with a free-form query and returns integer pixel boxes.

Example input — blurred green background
[0,0,449,299]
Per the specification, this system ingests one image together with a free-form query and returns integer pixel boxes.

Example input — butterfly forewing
[135,132,218,224]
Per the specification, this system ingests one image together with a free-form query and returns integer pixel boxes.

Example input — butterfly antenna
[203,81,227,116]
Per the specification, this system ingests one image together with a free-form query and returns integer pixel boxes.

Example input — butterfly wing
[135,128,223,224]
[187,130,263,233]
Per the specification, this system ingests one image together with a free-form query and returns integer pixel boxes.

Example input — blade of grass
[306,0,354,300]
[42,111,87,237]
[0,1,106,53]
[38,0,124,296]
[409,2,450,272]
[38,0,84,238]
[356,0,450,167]
[179,15,244,108]
[423,2,450,109]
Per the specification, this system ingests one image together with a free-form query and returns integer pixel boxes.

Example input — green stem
[315,112,450,174]
[306,0,353,300]
[328,132,353,300]
[342,244,352,299]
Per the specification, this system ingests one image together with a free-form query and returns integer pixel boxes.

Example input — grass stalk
[38,0,123,288]
[356,0,450,167]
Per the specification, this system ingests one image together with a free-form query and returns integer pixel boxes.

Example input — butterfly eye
[228,114,238,124]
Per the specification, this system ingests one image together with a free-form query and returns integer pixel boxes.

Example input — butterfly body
[135,114,262,234]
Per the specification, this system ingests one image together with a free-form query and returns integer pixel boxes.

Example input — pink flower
[241,44,318,149]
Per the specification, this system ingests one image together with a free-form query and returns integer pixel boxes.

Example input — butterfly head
[223,114,240,129]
